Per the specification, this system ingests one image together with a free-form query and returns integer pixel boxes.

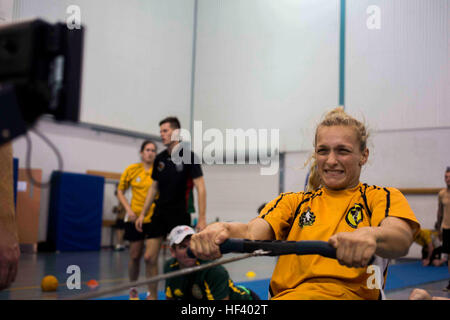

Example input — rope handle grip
[188,239,375,264]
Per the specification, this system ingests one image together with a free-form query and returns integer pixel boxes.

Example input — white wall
[283,150,311,193]
[15,0,341,152]
[15,0,448,150]
[194,0,339,152]
[202,164,279,224]
[0,0,14,23]
[363,128,450,189]
[346,0,450,130]
[16,0,195,136]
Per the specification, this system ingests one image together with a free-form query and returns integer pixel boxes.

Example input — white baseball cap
[168,225,195,246]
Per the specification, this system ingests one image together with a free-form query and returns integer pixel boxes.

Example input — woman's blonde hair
[305,107,369,192]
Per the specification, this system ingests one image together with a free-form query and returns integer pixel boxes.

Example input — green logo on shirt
[299,207,316,227]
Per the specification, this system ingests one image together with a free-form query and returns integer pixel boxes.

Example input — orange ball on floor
[41,275,59,292]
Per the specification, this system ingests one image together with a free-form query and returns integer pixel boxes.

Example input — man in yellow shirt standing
[117,140,158,299]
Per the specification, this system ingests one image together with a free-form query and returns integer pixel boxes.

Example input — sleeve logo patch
[299,207,316,227]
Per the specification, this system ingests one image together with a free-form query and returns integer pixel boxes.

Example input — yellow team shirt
[259,183,420,300]
[414,229,432,247]
[118,163,156,224]
[414,229,440,247]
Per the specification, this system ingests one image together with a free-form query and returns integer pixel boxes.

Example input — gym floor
[1,247,448,300]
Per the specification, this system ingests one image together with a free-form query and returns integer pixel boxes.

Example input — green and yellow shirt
[164,258,254,300]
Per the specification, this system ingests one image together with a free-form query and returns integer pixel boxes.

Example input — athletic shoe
[114,244,125,251]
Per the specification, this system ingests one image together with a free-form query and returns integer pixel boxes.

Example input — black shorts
[442,228,450,254]
[113,218,125,229]
[123,222,156,242]
[145,206,191,239]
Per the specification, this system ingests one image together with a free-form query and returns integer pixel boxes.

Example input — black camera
[0,19,84,144]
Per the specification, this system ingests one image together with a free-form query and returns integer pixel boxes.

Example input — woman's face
[140,143,157,164]
[315,125,368,190]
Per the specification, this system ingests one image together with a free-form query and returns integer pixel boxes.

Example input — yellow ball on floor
[41,275,59,292]
[245,271,256,279]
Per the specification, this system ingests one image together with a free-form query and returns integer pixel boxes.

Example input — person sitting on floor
[164,225,260,300]
[414,228,446,267]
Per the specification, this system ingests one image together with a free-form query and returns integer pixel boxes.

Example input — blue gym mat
[384,261,449,291]
[98,279,270,300]
[100,261,448,300]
